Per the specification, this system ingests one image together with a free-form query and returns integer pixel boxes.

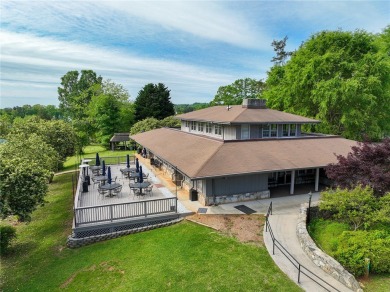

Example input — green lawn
[62,145,135,172]
[1,173,301,291]
[308,218,390,292]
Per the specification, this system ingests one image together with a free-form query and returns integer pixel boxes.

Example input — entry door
[241,124,250,140]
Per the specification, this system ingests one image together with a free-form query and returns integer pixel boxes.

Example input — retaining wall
[297,202,363,292]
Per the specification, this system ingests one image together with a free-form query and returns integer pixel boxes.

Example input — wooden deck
[78,163,169,208]
[74,161,191,227]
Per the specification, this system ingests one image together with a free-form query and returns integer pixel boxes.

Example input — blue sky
[1,0,389,108]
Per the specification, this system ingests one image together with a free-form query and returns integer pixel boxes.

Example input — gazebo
[109,133,132,151]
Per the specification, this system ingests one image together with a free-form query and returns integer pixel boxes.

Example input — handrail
[265,202,340,292]
[74,197,177,227]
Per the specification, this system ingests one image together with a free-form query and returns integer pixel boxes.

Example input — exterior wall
[223,125,237,140]
[182,120,305,140]
[200,173,270,205]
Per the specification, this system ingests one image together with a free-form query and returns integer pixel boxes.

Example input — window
[241,124,250,139]
[262,125,270,137]
[206,123,212,134]
[214,124,222,135]
[191,122,196,131]
[270,124,277,137]
[283,124,289,136]
[290,124,297,136]
[185,121,190,128]
[282,124,297,137]
[263,124,277,137]
[198,122,204,132]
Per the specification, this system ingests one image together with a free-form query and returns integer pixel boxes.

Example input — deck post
[315,168,319,192]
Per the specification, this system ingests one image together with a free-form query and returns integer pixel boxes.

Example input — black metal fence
[264,201,340,292]
[74,197,177,227]
[83,155,136,166]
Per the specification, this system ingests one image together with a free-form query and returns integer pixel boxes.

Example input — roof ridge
[192,141,224,178]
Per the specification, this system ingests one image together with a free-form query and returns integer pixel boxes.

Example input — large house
[131,99,356,205]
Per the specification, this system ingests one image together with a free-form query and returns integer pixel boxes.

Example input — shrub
[334,230,390,277]
[0,225,17,253]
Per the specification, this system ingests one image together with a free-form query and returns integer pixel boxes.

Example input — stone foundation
[200,190,270,206]
[297,203,363,292]
[67,218,182,248]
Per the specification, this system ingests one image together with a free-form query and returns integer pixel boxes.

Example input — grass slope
[1,173,301,291]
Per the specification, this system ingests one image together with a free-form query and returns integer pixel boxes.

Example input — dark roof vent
[242,98,267,109]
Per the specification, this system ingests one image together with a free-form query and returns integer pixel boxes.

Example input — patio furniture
[94,175,108,186]
[91,177,100,188]
[100,182,122,197]
[98,187,108,197]
[120,167,136,178]
[129,182,151,197]
[145,185,153,196]
[112,185,122,197]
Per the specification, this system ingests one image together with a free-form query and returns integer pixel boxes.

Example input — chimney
[242,98,267,109]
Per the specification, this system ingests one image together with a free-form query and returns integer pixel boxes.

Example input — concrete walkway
[262,199,353,291]
[202,193,352,292]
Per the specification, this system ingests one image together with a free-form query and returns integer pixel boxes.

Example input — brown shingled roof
[131,128,356,179]
[110,133,130,142]
[176,105,319,124]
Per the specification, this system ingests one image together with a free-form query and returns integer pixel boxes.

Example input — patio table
[94,175,108,185]
[128,172,147,181]
[129,182,151,195]
[90,165,102,170]
[120,167,136,178]
[100,183,122,197]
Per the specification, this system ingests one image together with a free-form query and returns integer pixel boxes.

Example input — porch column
[315,168,320,192]
[290,170,295,195]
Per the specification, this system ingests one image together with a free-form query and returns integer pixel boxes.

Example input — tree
[130,118,161,135]
[0,157,49,221]
[88,93,122,145]
[160,116,181,128]
[319,186,379,231]
[8,116,76,166]
[134,83,175,122]
[264,28,390,141]
[326,138,390,197]
[0,134,57,221]
[210,78,265,106]
[87,80,135,145]
[271,36,293,65]
[174,103,210,114]
[58,70,102,120]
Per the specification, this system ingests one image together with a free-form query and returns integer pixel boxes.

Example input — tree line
[1,25,389,224]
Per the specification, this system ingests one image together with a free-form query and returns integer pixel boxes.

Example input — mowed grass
[308,218,390,292]
[62,145,135,172]
[1,173,302,292]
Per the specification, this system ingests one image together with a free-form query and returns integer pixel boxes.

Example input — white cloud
[102,1,271,49]
[0,31,236,107]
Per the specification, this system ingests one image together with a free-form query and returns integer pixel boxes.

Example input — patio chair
[145,185,153,197]
[98,187,108,197]
[130,187,140,199]
[113,185,122,197]
[91,177,100,188]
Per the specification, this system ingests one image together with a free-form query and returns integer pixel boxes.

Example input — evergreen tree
[134,83,175,122]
